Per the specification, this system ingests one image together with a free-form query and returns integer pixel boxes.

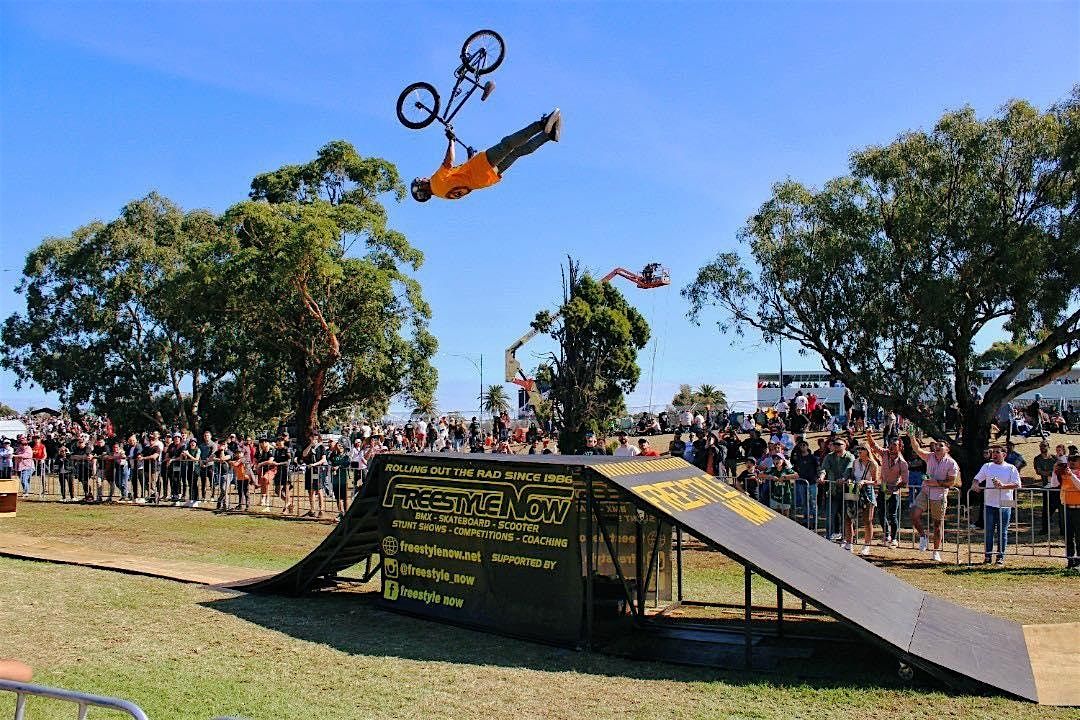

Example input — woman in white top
[845,447,879,556]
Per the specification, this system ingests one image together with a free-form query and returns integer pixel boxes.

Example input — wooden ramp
[224,453,1079,706]
[591,457,1080,706]
[0,532,268,587]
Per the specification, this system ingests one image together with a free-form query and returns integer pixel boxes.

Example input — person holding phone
[971,445,1022,565]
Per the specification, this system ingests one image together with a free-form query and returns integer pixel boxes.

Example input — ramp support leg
[584,476,594,649]
[776,585,784,638]
[744,566,753,669]
[675,528,684,602]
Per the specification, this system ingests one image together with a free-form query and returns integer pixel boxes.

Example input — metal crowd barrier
[963,486,1070,564]
[0,678,149,720]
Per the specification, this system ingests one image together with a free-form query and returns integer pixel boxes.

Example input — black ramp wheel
[460,29,505,75]
[396,81,440,129]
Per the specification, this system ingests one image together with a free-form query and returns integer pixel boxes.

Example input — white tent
[0,420,28,439]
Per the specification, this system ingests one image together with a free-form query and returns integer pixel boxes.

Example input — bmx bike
[396,29,505,155]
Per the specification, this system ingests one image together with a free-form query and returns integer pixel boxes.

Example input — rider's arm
[442,136,455,168]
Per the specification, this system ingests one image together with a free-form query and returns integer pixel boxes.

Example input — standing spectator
[793,391,808,414]
[164,434,184,502]
[302,436,329,519]
[678,407,693,433]
[763,452,798,513]
[774,398,789,423]
[819,438,855,542]
[908,439,959,562]
[13,438,33,498]
[329,439,351,519]
[30,437,47,497]
[613,432,639,457]
[212,443,233,512]
[181,439,201,507]
[742,429,767,464]
[902,434,925,509]
[273,436,293,514]
[55,445,73,501]
[0,439,13,480]
[255,439,276,511]
[722,431,743,477]
[141,432,164,503]
[1026,394,1047,439]
[1058,456,1080,571]
[692,435,723,476]
[736,458,759,497]
[124,435,142,502]
[866,432,908,548]
[228,445,252,512]
[349,439,367,492]
[994,401,1014,441]
[845,446,879,555]
[971,446,1022,565]
[1034,442,1061,535]
[71,436,93,501]
[108,442,127,502]
[791,439,819,529]
[668,432,686,458]
[198,431,218,506]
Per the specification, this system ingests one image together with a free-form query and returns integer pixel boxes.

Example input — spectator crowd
[3,399,1078,570]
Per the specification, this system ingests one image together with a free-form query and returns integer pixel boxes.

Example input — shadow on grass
[943,565,1069,577]
[201,590,942,694]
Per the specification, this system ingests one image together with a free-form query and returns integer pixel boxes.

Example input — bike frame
[414,48,493,154]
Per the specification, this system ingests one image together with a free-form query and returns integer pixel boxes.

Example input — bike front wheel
[460,29,505,75]
[396,81,440,129]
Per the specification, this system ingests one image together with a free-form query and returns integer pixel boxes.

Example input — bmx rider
[411,109,562,201]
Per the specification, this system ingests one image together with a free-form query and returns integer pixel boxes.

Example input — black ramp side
[233,495,381,595]
[588,457,1046,702]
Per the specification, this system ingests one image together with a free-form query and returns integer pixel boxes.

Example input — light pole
[450,353,484,427]
[778,335,785,402]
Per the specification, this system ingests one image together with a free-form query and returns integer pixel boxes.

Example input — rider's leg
[486,119,546,168]
[492,132,550,174]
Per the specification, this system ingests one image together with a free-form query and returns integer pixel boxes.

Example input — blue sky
[1,1,1077,417]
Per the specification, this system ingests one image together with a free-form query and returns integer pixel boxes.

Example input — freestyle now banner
[377,457,582,643]
[592,461,776,527]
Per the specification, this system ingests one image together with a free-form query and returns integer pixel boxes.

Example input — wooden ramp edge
[1023,622,1080,706]
[0,532,266,586]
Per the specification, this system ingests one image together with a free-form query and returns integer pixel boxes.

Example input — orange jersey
[429,152,501,199]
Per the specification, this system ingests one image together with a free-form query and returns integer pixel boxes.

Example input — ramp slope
[591,457,1077,705]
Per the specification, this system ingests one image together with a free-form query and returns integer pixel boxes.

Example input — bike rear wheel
[396,81,440,129]
[460,29,505,75]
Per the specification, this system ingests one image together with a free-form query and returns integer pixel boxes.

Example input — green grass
[2,503,1079,719]
[7,502,329,570]
[4,557,1078,720]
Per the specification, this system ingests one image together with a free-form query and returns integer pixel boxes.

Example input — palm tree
[696,384,727,407]
[482,384,511,416]
[413,397,437,418]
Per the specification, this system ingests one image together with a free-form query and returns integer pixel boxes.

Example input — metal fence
[723,474,1070,566]
[24,458,366,521]
[0,678,148,720]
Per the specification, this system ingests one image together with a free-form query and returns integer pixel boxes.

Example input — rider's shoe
[545,109,561,142]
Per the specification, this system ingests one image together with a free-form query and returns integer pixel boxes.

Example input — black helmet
[410,178,432,202]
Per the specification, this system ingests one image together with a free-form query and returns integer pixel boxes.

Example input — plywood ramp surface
[1023,622,1080,706]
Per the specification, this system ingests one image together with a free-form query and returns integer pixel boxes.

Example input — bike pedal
[481,80,495,101]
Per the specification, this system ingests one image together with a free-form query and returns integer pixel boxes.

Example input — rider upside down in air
[411,108,562,201]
